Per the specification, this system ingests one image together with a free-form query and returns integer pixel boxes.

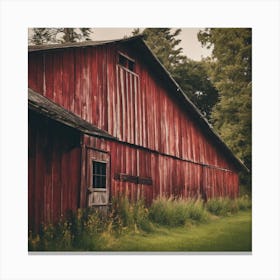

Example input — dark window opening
[118,54,127,68]
[118,53,135,72]
[92,161,106,188]
[128,60,135,71]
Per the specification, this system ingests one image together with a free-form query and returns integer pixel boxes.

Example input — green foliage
[68,208,105,250]
[104,210,252,252]
[29,220,73,251]
[198,28,252,188]
[172,59,219,119]
[28,195,251,251]
[31,28,53,45]
[185,199,209,222]
[149,197,208,226]
[206,197,236,216]
[236,195,252,211]
[28,209,105,251]
[133,28,218,120]
[133,28,185,73]
[206,195,251,216]
[29,28,93,45]
[111,195,151,233]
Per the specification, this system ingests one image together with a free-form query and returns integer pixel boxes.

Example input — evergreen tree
[172,58,219,119]
[133,28,185,73]
[198,28,252,188]
[133,28,218,120]
[31,28,54,45]
[29,28,93,45]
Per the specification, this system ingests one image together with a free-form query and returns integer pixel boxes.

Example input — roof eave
[28,88,117,141]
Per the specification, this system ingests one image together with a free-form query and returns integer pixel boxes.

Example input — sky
[28,28,212,61]
[92,28,212,61]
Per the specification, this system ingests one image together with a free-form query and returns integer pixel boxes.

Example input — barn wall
[28,111,81,231]
[28,45,237,172]
[83,136,239,205]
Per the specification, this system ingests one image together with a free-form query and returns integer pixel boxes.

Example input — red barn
[28,36,247,231]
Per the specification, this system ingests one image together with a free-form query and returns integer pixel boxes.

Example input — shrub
[149,197,208,226]
[206,197,231,216]
[28,208,107,251]
[29,194,251,251]
[206,197,244,216]
[111,195,152,233]
[71,208,106,250]
[29,220,73,251]
[132,199,152,232]
[236,195,252,211]
[184,199,209,222]
[111,195,134,229]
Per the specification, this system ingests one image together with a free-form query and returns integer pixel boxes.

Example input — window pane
[101,163,106,175]
[92,161,106,188]
[93,174,98,187]
[101,176,106,188]
[119,54,127,67]
[93,162,97,175]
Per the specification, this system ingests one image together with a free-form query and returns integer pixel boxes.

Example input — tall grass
[149,197,209,226]
[236,195,252,211]
[111,195,152,233]
[29,196,152,251]
[206,195,251,216]
[29,208,107,251]
[28,194,251,251]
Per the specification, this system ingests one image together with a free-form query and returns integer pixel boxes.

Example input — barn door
[86,149,110,207]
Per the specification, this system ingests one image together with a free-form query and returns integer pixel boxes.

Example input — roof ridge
[28,35,144,52]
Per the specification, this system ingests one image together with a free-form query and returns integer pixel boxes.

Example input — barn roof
[28,35,145,52]
[28,88,116,140]
[28,36,248,172]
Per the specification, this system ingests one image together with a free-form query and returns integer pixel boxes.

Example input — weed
[236,195,252,211]
[149,197,208,226]
[28,194,251,251]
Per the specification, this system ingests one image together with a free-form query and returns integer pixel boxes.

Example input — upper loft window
[118,53,135,72]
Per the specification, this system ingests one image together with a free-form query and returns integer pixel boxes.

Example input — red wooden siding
[28,111,81,231]
[28,45,236,172]
[28,39,241,231]
[83,136,238,205]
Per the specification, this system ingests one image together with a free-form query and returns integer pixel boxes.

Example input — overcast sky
[28,28,212,61]
[92,28,212,61]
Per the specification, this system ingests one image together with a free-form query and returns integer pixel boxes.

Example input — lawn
[100,210,252,252]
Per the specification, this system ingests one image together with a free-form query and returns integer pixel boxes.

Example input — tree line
[29,28,251,190]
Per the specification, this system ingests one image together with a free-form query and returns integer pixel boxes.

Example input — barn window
[92,161,107,189]
[128,60,135,71]
[118,53,135,72]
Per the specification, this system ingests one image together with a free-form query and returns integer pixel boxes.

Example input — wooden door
[86,149,110,207]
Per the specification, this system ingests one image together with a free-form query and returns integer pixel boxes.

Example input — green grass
[149,197,209,226]
[29,196,252,252]
[100,210,252,252]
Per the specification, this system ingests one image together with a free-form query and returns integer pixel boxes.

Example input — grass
[206,196,251,216]
[100,210,252,252]
[149,197,209,226]
[29,195,252,252]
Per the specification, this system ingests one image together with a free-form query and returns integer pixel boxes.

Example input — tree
[172,58,219,119]
[31,28,53,45]
[133,28,218,119]
[198,28,252,188]
[133,28,185,73]
[29,28,93,45]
